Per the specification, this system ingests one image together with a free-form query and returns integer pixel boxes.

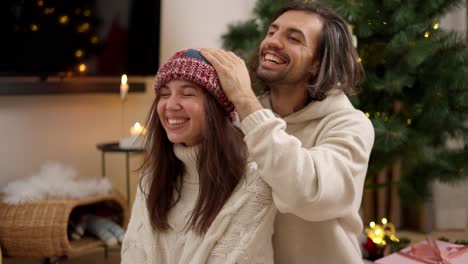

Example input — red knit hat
[154,49,236,121]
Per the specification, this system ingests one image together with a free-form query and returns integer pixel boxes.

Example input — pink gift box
[375,239,468,264]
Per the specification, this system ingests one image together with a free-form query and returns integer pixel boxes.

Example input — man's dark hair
[252,1,364,100]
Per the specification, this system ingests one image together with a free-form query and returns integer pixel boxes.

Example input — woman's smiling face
[157,79,205,146]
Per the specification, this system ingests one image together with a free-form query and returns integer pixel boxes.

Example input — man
[201,1,374,263]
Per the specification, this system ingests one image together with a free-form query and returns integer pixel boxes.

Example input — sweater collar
[173,144,199,184]
[258,89,354,123]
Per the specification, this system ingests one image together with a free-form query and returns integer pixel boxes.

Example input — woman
[121,49,276,263]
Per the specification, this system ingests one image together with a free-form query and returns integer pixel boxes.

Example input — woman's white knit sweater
[121,144,276,264]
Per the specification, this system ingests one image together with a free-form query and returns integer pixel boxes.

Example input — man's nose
[263,34,284,49]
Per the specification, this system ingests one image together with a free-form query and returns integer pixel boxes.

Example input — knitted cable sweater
[121,144,276,264]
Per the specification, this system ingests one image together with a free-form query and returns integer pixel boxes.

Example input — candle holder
[119,122,145,149]
[120,74,129,138]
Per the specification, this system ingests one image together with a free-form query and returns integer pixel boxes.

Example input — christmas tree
[1,0,101,77]
[222,0,468,206]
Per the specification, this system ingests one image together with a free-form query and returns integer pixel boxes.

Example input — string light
[376,112,381,117]
[433,22,439,30]
[383,21,387,25]
[59,15,69,25]
[44,8,55,15]
[75,49,84,58]
[30,24,39,32]
[78,63,87,73]
[90,36,99,44]
[357,57,362,63]
[365,112,370,118]
[77,23,90,33]
[424,31,430,38]
[83,9,92,17]
[406,118,412,125]
[37,0,44,7]
[365,218,399,247]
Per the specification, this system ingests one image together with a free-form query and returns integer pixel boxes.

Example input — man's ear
[309,59,320,76]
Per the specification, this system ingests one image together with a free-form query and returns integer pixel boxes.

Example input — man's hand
[200,48,263,120]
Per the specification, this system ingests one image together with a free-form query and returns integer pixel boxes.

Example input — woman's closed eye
[181,86,200,97]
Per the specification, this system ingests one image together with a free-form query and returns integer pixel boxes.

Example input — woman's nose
[166,95,182,110]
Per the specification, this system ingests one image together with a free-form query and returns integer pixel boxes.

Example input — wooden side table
[96,142,144,203]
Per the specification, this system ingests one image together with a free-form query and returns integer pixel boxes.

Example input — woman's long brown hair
[140,90,247,234]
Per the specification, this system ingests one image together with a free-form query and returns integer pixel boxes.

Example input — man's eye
[183,93,195,97]
[288,36,300,43]
[159,93,170,97]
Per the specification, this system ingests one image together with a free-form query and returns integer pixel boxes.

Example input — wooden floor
[2,229,467,263]
[2,246,120,264]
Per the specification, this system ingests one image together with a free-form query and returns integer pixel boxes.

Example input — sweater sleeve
[240,109,374,222]
[121,186,148,263]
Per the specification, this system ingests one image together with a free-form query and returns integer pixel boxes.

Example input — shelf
[0,76,146,95]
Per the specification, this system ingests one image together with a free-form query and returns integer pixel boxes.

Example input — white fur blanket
[2,162,112,205]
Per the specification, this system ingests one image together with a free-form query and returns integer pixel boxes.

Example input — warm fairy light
[376,112,381,117]
[433,23,439,30]
[83,9,92,17]
[75,49,84,58]
[357,57,362,63]
[37,0,44,7]
[77,23,90,33]
[59,15,69,25]
[424,32,430,38]
[44,8,55,15]
[90,36,99,44]
[365,112,370,118]
[78,63,87,72]
[383,21,387,25]
[365,218,399,247]
[406,118,412,125]
[30,24,39,31]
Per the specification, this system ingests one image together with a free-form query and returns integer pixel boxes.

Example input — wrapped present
[375,238,468,264]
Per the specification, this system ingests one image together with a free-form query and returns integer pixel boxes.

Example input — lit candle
[130,122,144,136]
[120,74,129,101]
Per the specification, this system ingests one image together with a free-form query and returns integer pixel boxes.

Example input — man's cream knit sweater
[240,91,375,264]
[121,144,276,264]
